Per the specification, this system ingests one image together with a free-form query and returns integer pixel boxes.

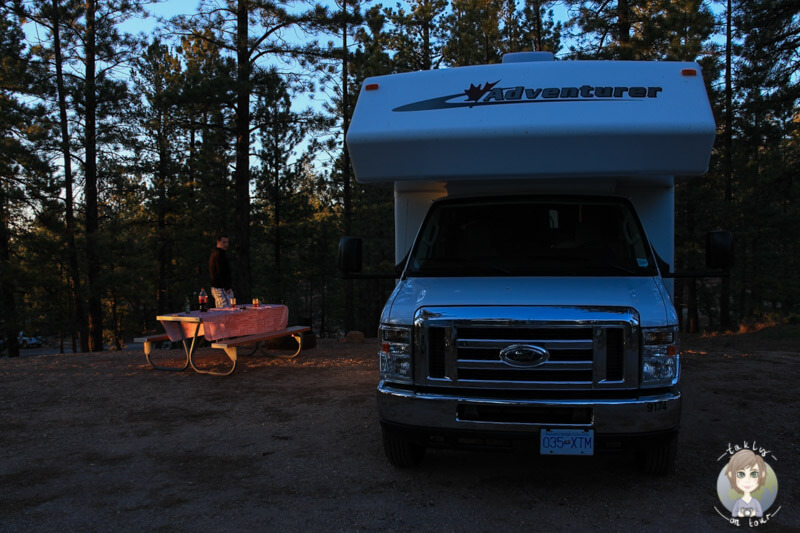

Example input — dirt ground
[1,330,798,532]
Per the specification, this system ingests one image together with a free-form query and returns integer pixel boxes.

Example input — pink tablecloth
[159,305,288,342]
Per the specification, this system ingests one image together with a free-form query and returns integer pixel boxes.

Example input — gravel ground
[1,333,798,532]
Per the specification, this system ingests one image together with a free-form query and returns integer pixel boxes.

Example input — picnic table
[135,304,309,376]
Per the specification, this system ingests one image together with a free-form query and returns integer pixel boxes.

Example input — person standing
[209,233,234,308]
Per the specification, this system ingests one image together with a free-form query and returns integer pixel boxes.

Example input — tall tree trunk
[85,0,103,351]
[532,0,543,51]
[273,150,281,240]
[0,185,19,357]
[111,290,122,350]
[683,189,700,333]
[52,0,89,351]
[273,142,283,301]
[720,0,733,330]
[687,278,699,333]
[739,234,749,317]
[422,7,432,70]
[675,278,684,331]
[234,0,252,301]
[617,0,631,59]
[156,111,169,315]
[342,0,354,333]
[321,275,327,337]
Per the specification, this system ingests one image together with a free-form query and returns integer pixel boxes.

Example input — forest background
[1,0,797,355]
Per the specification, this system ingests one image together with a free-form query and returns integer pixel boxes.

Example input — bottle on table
[199,288,208,312]
[184,296,191,314]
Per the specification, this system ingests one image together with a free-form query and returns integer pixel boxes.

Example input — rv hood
[381,276,677,327]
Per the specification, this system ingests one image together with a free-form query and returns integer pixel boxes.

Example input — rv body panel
[348,61,715,183]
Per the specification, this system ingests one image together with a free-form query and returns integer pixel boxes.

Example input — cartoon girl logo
[725,450,767,517]
[716,447,780,524]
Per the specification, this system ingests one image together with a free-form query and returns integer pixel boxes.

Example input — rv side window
[407,197,656,277]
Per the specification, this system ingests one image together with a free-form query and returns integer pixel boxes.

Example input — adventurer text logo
[392,80,664,112]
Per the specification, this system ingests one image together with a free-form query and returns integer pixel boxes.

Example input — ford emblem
[500,344,549,367]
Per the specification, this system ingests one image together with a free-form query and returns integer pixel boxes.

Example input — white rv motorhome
[341,52,732,474]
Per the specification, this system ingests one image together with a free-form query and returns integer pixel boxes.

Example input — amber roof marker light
[681,69,697,77]
[365,83,379,91]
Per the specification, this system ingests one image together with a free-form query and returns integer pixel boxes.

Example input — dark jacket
[209,247,232,289]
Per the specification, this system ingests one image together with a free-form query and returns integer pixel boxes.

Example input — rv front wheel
[640,431,678,476]
[382,427,426,468]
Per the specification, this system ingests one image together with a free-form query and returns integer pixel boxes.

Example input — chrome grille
[414,306,639,390]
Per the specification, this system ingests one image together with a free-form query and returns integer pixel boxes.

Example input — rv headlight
[379,325,413,383]
[641,326,679,388]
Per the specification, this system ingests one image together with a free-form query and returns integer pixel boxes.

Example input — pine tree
[565,0,714,60]
[0,3,50,356]
[518,0,563,53]
[132,39,187,315]
[442,0,505,66]
[353,5,394,77]
[177,28,237,271]
[385,0,447,71]
[252,69,309,302]
[16,0,91,350]
[731,0,800,318]
[78,0,147,350]
[736,0,799,105]
[346,2,395,332]
[171,0,322,302]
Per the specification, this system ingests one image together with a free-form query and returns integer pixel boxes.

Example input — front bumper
[378,381,681,437]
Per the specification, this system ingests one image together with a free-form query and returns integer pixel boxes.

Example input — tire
[640,432,678,476]
[382,427,426,468]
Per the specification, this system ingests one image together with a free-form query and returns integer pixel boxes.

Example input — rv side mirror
[706,231,734,270]
[339,237,363,273]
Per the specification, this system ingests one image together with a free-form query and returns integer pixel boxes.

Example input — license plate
[540,429,594,455]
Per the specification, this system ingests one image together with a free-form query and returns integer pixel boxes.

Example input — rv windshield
[406,197,657,277]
